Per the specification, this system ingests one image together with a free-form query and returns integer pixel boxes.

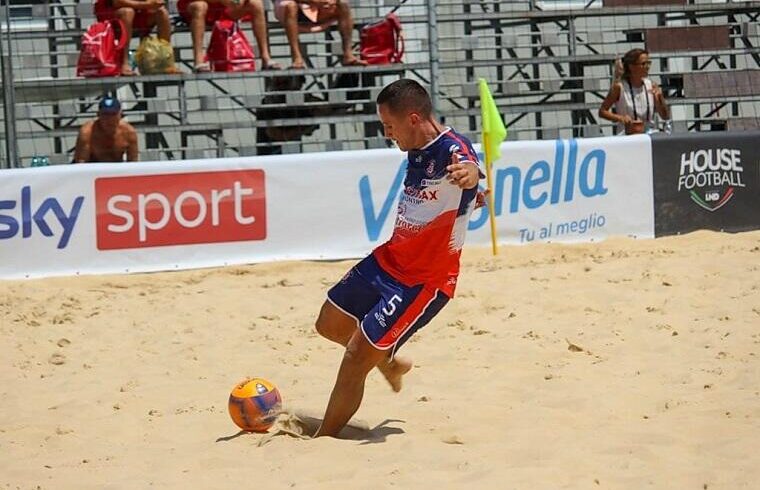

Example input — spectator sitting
[273,0,367,69]
[177,0,282,72]
[94,0,175,76]
[599,48,669,135]
[74,96,138,163]
[256,74,319,155]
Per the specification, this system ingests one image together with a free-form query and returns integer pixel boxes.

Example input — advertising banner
[466,135,655,245]
[651,131,760,236]
[1,151,399,279]
[0,136,655,280]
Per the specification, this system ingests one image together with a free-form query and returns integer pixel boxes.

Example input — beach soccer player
[312,79,484,438]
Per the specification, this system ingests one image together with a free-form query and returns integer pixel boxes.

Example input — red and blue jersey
[373,127,483,298]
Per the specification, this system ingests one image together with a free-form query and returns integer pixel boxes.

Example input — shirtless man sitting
[74,96,138,163]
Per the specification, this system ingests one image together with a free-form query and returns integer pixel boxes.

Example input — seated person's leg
[231,0,281,70]
[152,5,172,42]
[332,0,365,66]
[184,0,210,71]
[274,0,305,69]
[148,6,182,73]
[113,7,136,75]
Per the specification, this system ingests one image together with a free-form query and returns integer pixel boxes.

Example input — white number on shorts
[382,294,403,316]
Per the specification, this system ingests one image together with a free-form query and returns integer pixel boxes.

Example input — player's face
[378,104,417,151]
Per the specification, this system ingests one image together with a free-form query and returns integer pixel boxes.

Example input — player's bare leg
[315,300,355,345]
[314,329,386,438]
[315,300,412,392]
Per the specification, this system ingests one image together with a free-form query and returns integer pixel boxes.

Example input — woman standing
[599,48,670,135]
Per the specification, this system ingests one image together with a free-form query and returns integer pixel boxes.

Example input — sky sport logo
[677,148,744,212]
[95,170,266,250]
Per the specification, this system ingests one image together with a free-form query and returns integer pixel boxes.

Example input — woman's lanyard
[628,80,650,122]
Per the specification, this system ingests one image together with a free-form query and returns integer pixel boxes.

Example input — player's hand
[474,189,490,209]
[446,152,479,189]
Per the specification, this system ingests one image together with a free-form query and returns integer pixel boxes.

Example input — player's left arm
[446,151,482,189]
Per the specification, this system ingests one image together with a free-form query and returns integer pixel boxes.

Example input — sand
[1,230,759,489]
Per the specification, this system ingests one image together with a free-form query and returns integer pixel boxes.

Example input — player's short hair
[376,79,433,118]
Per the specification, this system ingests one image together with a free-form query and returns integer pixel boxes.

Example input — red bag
[360,13,404,65]
[76,19,127,77]
[206,20,256,72]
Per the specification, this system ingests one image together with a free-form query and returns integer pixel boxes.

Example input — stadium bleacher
[1,0,759,167]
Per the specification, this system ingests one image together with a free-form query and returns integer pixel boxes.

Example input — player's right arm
[73,122,93,164]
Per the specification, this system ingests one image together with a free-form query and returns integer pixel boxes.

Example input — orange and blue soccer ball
[228,377,282,432]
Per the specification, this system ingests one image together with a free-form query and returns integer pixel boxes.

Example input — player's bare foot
[377,356,412,392]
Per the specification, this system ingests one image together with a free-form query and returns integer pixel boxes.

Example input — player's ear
[409,112,421,125]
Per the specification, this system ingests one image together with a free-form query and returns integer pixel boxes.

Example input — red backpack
[360,14,404,65]
[206,20,256,72]
[76,19,127,77]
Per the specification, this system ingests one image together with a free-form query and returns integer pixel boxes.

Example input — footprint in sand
[49,353,66,365]
[263,279,303,288]
[441,434,464,445]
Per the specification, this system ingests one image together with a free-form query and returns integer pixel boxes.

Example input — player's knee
[343,337,383,376]
[314,303,331,338]
[342,344,373,376]
[314,316,328,338]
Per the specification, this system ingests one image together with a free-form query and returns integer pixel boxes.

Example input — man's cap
[99,96,121,114]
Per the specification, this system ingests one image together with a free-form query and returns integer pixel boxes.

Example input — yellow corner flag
[478,79,507,255]
[479,79,507,162]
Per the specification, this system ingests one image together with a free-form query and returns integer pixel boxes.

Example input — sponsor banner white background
[0,136,654,280]
[467,134,655,246]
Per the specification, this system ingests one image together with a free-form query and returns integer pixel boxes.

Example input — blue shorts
[327,255,449,353]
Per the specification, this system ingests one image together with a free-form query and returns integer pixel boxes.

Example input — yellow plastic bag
[135,36,177,75]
